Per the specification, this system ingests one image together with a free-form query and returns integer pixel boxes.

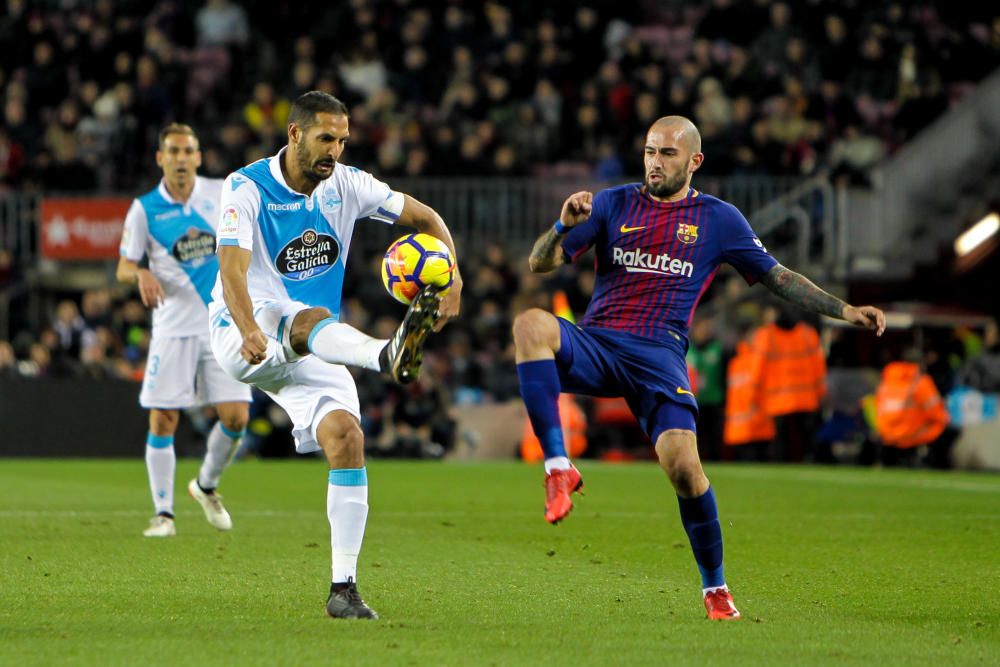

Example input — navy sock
[516,359,566,459]
[677,486,725,588]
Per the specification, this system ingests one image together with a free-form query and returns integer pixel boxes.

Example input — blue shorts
[554,319,697,442]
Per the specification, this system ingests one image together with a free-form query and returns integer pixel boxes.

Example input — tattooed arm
[529,190,593,273]
[761,264,886,335]
[528,227,568,273]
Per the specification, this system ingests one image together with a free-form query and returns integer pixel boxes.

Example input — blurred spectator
[958,320,1000,392]
[688,317,726,461]
[52,300,86,359]
[244,82,290,138]
[195,0,249,48]
[0,127,25,187]
[0,340,18,378]
[827,125,885,186]
[386,376,454,459]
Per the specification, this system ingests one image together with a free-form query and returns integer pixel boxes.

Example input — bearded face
[292,112,349,183]
[296,133,336,183]
[644,167,688,199]
[642,125,702,201]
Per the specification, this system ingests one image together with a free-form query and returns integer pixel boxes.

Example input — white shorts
[140,333,252,409]
[209,299,360,454]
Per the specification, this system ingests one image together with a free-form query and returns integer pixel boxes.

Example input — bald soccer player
[512,116,885,620]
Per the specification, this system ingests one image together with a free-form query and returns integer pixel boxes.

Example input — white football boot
[187,478,233,531]
[143,515,176,537]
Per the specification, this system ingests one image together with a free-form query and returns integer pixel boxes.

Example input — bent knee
[220,415,248,434]
[291,307,334,351]
[655,430,707,495]
[149,409,180,435]
[512,309,558,346]
[317,412,365,452]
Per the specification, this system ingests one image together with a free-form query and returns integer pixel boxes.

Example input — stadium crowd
[2,1,999,462]
[1,0,996,194]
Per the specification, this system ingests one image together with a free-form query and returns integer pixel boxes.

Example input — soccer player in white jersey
[210,92,463,619]
[118,123,252,538]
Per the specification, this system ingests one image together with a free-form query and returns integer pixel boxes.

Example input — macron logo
[612,246,694,277]
[267,202,302,212]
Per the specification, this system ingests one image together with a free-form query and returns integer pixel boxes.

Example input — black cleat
[325,578,379,619]
[381,285,442,384]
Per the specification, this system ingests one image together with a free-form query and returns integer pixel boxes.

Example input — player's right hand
[241,329,268,365]
[136,269,166,309]
[559,191,593,228]
[842,304,886,337]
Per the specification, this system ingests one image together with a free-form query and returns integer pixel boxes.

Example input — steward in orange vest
[724,341,775,447]
[752,321,826,416]
[875,361,949,448]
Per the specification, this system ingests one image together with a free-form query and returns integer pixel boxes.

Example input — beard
[296,139,335,182]
[645,170,687,199]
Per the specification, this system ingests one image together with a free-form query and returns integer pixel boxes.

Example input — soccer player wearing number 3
[118,124,252,539]
[210,91,462,619]
[513,116,886,620]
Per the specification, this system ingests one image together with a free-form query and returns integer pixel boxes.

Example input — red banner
[40,198,131,260]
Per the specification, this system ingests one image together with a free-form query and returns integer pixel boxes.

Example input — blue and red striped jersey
[561,184,777,344]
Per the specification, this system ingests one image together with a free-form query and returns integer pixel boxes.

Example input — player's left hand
[842,304,886,336]
[435,277,462,331]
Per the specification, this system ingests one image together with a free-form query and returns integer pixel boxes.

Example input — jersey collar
[157,176,200,206]
[270,148,323,198]
[269,148,299,196]
[638,184,699,206]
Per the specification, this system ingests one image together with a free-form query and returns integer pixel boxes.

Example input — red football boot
[544,465,583,524]
[704,589,742,620]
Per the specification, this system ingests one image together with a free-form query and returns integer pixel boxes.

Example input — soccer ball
[381,233,455,305]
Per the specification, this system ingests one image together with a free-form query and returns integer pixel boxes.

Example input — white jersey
[209,149,403,319]
[120,177,223,338]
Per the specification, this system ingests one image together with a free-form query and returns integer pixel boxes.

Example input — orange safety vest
[521,394,588,462]
[752,322,826,416]
[875,361,949,448]
[724,341,776,445]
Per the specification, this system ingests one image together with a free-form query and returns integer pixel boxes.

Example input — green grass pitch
[1,459,998,666]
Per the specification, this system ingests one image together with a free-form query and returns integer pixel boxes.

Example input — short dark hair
[289,91,349,130]
[158,123,197,148]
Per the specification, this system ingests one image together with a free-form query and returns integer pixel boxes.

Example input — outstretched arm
[760,264,886,335]
[529,191,593,273]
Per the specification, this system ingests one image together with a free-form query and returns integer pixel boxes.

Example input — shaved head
[642,116,704,201]
[649,116,701,153]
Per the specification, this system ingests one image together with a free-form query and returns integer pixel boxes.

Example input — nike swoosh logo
[620,224,646,233]
[676,387,694,396]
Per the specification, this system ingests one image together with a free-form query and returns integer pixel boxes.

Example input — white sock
[198,422,244,491]
[308,319,385,371]
[544,456,572,473]
[327,468,369,583]
[145,434,175,515]
[703,584,729,596]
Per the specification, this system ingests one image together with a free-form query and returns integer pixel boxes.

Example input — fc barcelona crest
[677,223,699,244]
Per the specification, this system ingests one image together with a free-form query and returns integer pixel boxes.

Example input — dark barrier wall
[0,379,204,457]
